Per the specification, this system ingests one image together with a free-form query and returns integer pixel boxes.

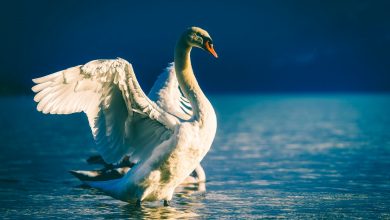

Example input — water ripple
[1,95,390,218]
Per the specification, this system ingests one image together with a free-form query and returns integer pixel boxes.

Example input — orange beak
[205,41,218,58]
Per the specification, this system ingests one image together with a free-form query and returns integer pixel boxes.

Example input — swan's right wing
[148,63,193,120]
[32,58,179,164]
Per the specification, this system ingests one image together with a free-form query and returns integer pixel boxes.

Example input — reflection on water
[0,95,390,219]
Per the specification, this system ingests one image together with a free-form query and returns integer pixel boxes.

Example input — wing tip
[32,71,62,84]
[31,84,41,93]
[32,76,47,84]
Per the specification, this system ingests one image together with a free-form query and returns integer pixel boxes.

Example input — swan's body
[32,27,218,205]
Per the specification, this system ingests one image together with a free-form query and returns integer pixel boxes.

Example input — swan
[32,27,218,206]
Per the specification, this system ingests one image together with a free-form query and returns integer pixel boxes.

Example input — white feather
[32,58,179,164]
[148,63,193,120]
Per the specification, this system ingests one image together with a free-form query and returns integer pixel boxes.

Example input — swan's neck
[174,39,211,125]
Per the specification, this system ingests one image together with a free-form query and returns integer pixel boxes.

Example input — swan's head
[184,27,218,58]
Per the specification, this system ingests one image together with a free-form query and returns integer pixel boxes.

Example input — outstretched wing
[148,63,193,120]
[32,58,179,164]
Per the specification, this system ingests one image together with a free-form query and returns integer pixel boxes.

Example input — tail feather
[69,168,128,182]
[70,168,137,202]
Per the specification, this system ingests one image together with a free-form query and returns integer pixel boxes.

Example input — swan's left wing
[148,63,193,120]
[32,58,179,164]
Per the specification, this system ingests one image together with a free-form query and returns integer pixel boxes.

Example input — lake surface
[0,94,389,219]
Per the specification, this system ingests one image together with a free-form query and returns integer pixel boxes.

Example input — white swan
[32,27,218,206]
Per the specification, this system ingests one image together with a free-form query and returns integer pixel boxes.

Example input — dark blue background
[1,0,389,94]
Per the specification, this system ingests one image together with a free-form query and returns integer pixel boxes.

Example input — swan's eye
[193,34,202,44]
[189,33,203,46]
[198,37,203,44]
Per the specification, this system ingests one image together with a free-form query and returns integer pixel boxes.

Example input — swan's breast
[138,122,210,201]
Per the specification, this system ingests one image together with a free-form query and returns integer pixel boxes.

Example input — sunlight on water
[0,94,389,219]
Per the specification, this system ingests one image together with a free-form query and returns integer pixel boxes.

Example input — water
[0,94,389,219]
